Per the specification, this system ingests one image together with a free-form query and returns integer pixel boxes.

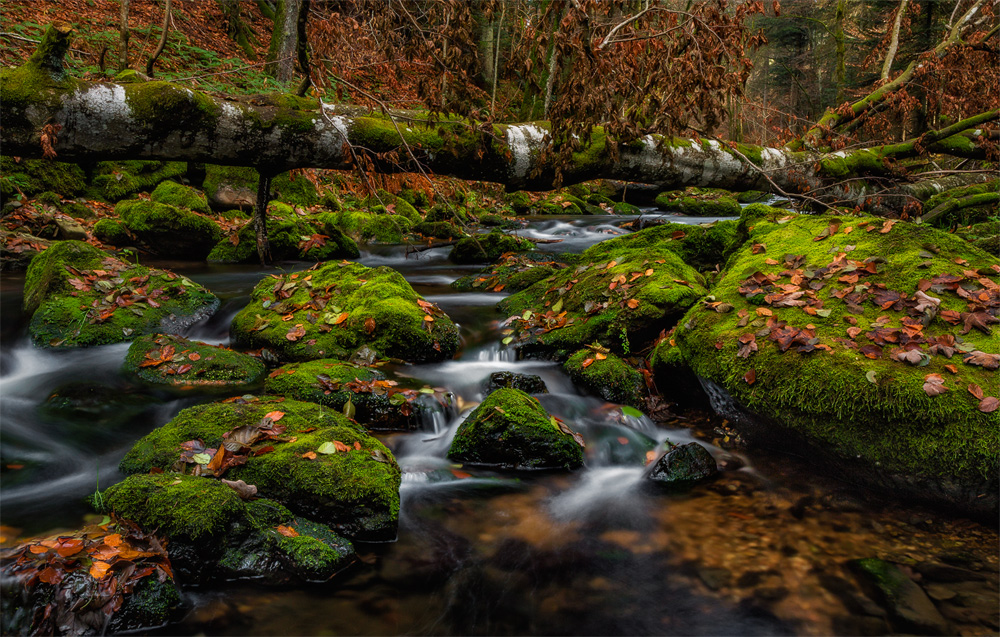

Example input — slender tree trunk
[834,0,846,104]
[294,0,311,97]
[479,16,495,89]
[490,4,505,115]
[254,173,273,265]
[145,0,172,77]
[266,0,301,82]
[119,0,130,71]
[881,0,910,81]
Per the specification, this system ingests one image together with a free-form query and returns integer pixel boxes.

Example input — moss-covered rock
[425,203,468,224]
[450,231,533,264]
[675,211,1000,515]
[202,165,319,209]
[91,161,187,201]
[367,189,420,223]
[447,388,584,470]
[613,201,641,215]
[413,221,466,240]
[0,230,51,271]
[497,228,708,356]
[115,198,222,259]
[483,371,548,396]
[655,187,741,217]
[644,442,718,487]
[335,207,413,244]
[955,221,999,257]
[102,473,355,584]
[565,349,645,409]
[231,261,459,363]
[117,396,401,540]
[150,180,211,214]
[452,253,562,292]
[123,333,266,388]
[923,180,1000,228]
[24,240,218,348]
[625,220,743,272]
[93,218,131,245]
[737,190,768,204]
[0,157,87,203]
[264,359,427,430]
[506,191,534,213]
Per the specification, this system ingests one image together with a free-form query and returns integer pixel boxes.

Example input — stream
[1,213,997,636]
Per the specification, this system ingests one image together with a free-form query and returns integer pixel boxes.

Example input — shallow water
[1,213,997,635]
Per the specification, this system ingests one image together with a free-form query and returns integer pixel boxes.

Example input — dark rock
[484,371,548,396]
[850,558,952,635]
[644,442,718,487]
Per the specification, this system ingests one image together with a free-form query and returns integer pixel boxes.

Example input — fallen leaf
[979,397,999,413]
[301,451,317,460]
[922,373,948,397]
[188,352,201,361]
[968,384,985,400]
[364,317,376,334]
[221,479,257,499]
[276,525,299,537]
[581,358,594,368]
[744,369,756,385]
[264,411,285,422]
[286,324,307,341]
[626,298,640,309]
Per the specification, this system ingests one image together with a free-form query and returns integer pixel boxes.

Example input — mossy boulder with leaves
[564,348,646,409]
[0,156,88,204]
[452,253,563,293]
[102,473,355,584]
[207,202,358,263]
[24,241,218,348]
[449,230,533,264]
[123,333,266,389]
[264,359,446,431]
[497,226,709,356]
[335,207,414,244]
[118,396,402,541]
[447,388,584,470]
[150,180,211,214]
[655,187,741,217]
[675,208,1000,514]
[115,198,222,259]
[231,260,460,363]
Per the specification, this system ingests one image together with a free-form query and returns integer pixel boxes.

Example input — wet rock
[24,240,218,348]
[850,557,952,635]
[587,423,657,466]
[452,253,562,293]
[484,371,548,396]
[677,207,1000,517]
[564,349,645,409]
[644,442,718,487]
[448,388,584,470]
[0,230,51,271]
[230,260,459,364]
[54,217,87,240]
[123,333,266,389]
[498,225,708,355]
[264,358,437,430]
[118,396,401,541]
[150,180,211,214]
[697,566,732,591]
[449,230,533,264]
[102,473,355,585]
[207,202,358,263]
[114,198,222,259]
[655,187,741,216]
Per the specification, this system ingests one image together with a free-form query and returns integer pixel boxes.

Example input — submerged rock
[483,371,548,396]
[24,241,218,348]
[102,473,355,585]
[676,206,1000,515]
[448,388,584,470]
[230,261,459,363]
[850,558,951,635]
[644,442,719,487]
[564,348,645,409]
[118,396,401,541]
[123,333,266,389]
[497,225,708,355]
[263,359,429,430]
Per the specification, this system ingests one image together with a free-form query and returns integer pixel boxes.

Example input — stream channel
[1,213,997,635]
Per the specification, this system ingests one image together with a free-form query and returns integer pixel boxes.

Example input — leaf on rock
[317,441,338,454]
[221,479,257,499]
[922,373,948,397]
[286,324,307,341]
[301,451,317,460]
[968,384,985,400]
[276,525,299,537]
[744,369,756,385]
[581,357,594,368]
[979,397,999,413]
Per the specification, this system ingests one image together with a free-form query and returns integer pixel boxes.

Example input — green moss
[115,199,222,258]
[452,253,561,292]
[93,219,131,245]
[737,190,768,204]
[675,213,1000,490]
[450,231,533,264]
[118,396,401,540]
[817,149,888,179]
[565,349,645,409]
[123,333,266,387]
[497,228,708,356]
[425,203,468,223]
[655,187,741,216]
[24,240,218,347]
[447,388,584,470]
[507,191,533,213]
[150,180,211,214]
[0,157,87,201]
[208,202,358,263]
[923,180,1000,228]
[613,201,641,215]
[413,221,466,239]
[123,80,220,127]
[367,189,420,222]
[91,161,187,201]
[231,261,460,363]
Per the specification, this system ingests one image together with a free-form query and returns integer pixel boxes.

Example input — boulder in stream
[483,371,548,396]
[655,186,741,216]
[114,198,222,259]
[24,240,219,348]
[849,558,952,635]
[449,230,534,264]
[675,205,1000,515]
[497,225,708,356]
[123,333,266,389]
[448,388,584,470]
[644,442,719,487]
[149,180,212,214]
[564,348,646,409]
[230,260,460,363]
[118,396,401,541]
[102,473,355,585]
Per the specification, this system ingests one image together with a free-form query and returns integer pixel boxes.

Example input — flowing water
[1,213,997,636]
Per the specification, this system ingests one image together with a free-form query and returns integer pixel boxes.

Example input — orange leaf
[301,451,317,460]
[423,315,435,322]
[333,312,349,325]
[55,538,84,556]
[38,567,62,585]
[626,299,640,309]
[944,364,958,374]
[450,469,472,479]
[645,450,658,465]
[595,353,607,360]
[264,411,285,422]
[276,525,299,537]
[333,440,351,452]
[744,369,756,385]
[364,317,376,334]
[756,308,772,317]
[89,561,111,580]
[644,268,654,277]
[188,352,201,361]
[581,358,594,368]
[354,441,361,450]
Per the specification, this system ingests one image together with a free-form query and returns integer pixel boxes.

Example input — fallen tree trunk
[2,24,995,203]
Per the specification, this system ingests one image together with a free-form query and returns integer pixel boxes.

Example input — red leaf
[922,373,948,397]
[188,353,201,361]
[581,358,595,368]
[744,369,756,385]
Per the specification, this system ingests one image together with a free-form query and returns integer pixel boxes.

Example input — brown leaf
[364,317,376,334]
[188,352,201,361]
[744,369,756,385]
[626,298,640,309]
[264,411,285,422]
[301,451,317,460]
[221,479,257,499]
[968,384,985,400]
[286,324,307,341]
[979,397,999,413]
[922,373,948,397]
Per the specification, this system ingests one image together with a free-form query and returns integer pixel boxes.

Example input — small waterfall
[477,343,515,362]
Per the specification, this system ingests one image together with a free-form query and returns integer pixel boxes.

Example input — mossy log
[3,24,994,200]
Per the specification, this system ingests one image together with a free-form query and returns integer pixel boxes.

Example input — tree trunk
[294,0,311,97]
[145,0,172,77]
[4,24,996,203]
[881,0,910,81]
[266,0,301,82]
[254,173,273,264]
[119,0,130,71]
